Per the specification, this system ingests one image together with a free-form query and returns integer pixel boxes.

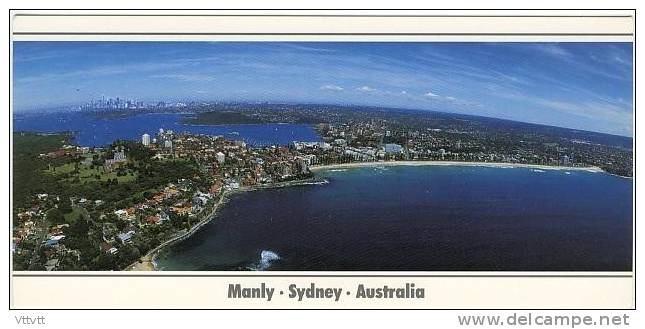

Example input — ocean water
[155,165,633,271]
[12,112,321,147]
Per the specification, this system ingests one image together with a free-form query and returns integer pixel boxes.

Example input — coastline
[310,160,605,173]
[127,192,227,271]
[127,160,607,271]
[126,176,326,271]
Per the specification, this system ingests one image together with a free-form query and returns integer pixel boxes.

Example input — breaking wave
[254,250,280,271]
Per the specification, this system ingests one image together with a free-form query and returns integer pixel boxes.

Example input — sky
[12,42,633,137]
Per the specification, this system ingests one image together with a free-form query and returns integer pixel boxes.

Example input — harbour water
[12,112,321,147]
[155,165,633,271]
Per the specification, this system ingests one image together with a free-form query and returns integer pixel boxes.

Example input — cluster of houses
[14,198,81,271]
[153,133,316,189]
[39,144,91,159]
[14,176,216,270]
[100,181,215,256]
[13,207,45,254]
[292,138,405,164]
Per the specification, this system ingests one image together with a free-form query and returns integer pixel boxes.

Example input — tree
[58,197,72,214]
[115,219,127,231]
[46,208,64,224]
[95,253,118,270]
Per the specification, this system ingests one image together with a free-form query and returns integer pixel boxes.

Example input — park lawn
[45,162,138,184]
[45,162,76,175]
[77,165,138,184]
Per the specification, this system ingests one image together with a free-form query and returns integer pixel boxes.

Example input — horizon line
[12,100,634,139]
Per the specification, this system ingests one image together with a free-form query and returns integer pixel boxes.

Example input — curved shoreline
[127,160,608,271]
[127,177,326,271]
[127,193,228,271]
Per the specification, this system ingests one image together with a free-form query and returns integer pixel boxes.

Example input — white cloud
[531,43,572,58]
[319,84,344,91]
[357,85,376,92]
[445,96,457,101]
[274,43,336,53]
[151,73,216,82]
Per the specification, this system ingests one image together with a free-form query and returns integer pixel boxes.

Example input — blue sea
[12,112,321,147]
[155,165,633,271]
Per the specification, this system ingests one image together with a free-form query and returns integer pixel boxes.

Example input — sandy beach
[128,253,155,271]
[310,160,604,173]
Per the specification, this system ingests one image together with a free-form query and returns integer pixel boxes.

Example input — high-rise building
[142,134,150,146]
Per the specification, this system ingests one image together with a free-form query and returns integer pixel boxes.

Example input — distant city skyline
[12,42,633,136]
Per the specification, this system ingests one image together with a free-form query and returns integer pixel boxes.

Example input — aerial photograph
[11,42,633,271]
